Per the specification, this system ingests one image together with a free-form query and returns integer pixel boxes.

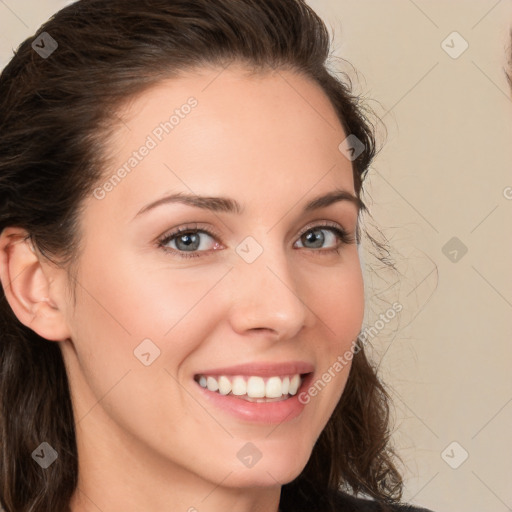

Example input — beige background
[1,1,511,511]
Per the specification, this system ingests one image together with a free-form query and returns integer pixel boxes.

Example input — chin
[224,443,312,488]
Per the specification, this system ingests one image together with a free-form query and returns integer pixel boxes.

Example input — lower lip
[194,373,314,424]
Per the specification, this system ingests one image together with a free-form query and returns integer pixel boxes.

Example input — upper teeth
[196,374,302,398]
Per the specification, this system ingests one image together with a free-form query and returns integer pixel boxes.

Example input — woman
[0,1,435,511]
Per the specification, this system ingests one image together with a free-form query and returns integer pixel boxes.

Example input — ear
[0,227,71,341]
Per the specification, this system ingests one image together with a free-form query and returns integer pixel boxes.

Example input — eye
[157,222,355,259]
[294,223,355,253]
[157,225,221,259]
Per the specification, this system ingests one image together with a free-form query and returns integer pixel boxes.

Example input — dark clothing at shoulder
[279,481,435,512]
[328,489,435,512]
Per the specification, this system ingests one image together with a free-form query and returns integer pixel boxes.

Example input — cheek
[72,248,228,346]
[65,256,225,443]
[65,251,236,429]
[303,258,364,413]
[318,257,365,345]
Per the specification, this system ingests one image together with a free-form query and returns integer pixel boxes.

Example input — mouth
[192,362,314,423]
[193,373,309,402]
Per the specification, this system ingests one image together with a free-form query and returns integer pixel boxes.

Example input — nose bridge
[227,234,308,337]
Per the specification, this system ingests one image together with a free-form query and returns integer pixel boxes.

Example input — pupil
[305,230,324,248]
[178,233,199,251]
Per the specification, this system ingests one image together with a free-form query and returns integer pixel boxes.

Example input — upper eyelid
[296,221,347,236]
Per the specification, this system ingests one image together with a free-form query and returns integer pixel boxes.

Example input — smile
[192,361,314,423]
[194,373,303,401]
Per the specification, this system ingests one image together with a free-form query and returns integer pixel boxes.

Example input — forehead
[92,65,355,221]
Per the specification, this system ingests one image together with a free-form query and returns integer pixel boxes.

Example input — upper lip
[194,361,314,377]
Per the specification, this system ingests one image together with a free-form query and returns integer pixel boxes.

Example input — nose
[226,243,310,341]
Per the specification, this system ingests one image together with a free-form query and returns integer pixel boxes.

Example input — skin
[0,65,364,512]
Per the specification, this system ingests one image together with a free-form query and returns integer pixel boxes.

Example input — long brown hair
[0,1,402,510]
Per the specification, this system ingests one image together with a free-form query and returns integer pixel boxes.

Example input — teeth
[232,376,246,396]
[265,376,282,398]
[196,373,305,399]
[218,375,231,395]
[289,374,301,395]
[281,376,290,395]
[206,376,219,392]
[247,376,265,398]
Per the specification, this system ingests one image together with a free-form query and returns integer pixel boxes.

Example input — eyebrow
[134,189,362,219]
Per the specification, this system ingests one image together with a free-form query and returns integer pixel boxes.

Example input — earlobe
[0,227,71,341]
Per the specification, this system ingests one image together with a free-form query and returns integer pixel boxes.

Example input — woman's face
[60,65,364,491]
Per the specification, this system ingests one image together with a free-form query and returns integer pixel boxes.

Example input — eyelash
[156,222,356,259]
